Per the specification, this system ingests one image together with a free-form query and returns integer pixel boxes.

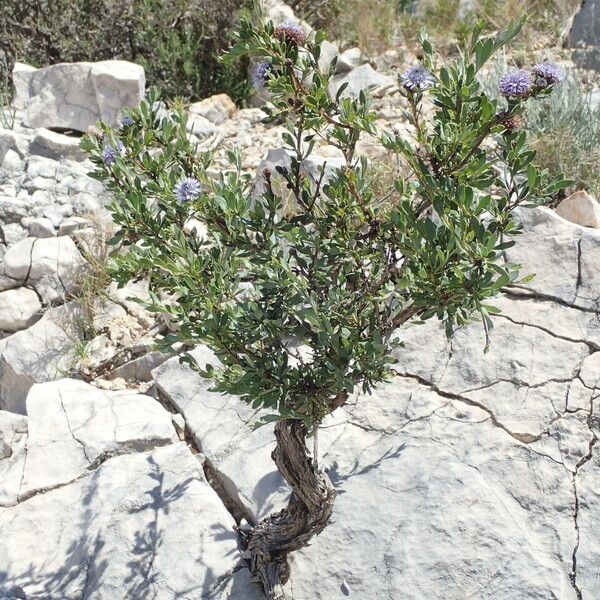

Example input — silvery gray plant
[480,52,600,196]
[82,16,569,599]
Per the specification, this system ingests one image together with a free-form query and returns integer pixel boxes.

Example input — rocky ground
[1,1,600,599]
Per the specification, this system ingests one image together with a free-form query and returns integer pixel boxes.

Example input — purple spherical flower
[174,177,201,202]
[400,65,435,91]
[121,115,134,126]
[273,21,306,45]
[251,60,272,89]
[498,69,532,98]
[101,145,117,165]
[532,62,563,86]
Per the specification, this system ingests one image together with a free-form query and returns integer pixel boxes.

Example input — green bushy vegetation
[83,18,568,595]
[2,0,253,103]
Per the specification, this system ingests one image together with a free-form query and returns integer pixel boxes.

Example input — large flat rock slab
[0,443,245,600]
[15,378,178,502]
[284,378,582,600]
[505,207,600,311]
[14,60,145,132]
[0,305,82,414]
[152,346,290,521]
[392,307,591,441]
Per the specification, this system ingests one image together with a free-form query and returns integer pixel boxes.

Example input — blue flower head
[400,65,435,91]
[532,63,563,86]
[251,60,272,89]
[121,115,135,127]
[499,69,532,98]
[174,177,202,202]
[101,145,117,165]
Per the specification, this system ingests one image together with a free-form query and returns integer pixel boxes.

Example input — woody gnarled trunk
[247,418,336,600]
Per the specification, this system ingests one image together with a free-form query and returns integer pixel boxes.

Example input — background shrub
[526,74,600,198]
[290,0,580,57]
[481,55,600,198]
[2,0,253,103]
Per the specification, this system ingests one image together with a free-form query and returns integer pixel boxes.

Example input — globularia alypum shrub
[82,16,568,599]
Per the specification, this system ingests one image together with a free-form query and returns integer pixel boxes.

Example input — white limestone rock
[108,351,171,382]
[317,40,340,73]
[0,287,42,332]
[91,299,128,331]
[556,190,600,229]
[11,63,36,107]
[0,149,23,176]
[189,93,236,124]
[23,216,56,238]
[0,305,81,414]
[2,236,85,303]
[330,64,396,99]
[183,218,209,242]
[0,196,29,226]
[107,279,152,320]
[492,290,600,348]
[0,412,27,507]
[505,206,600,311]
[263,0,302,26]
[284,378,579,600]
[186,115,218,137]
[57,216,89,236]
[579,350,600,389]
[236,107,267,125]
[29,128,86,161]
[0,443,244,599]
[15,378,178,500]
[0,410,27,460]
[0,222,27,246]
[15,60,145,132]
[337,47,363,72]
[152,347,289,521]
[392,308,589,440]
[577,451,600,598]
[0,128,29,163]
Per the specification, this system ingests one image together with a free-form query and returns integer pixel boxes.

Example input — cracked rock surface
[0,304,82,414]
[0,442,256,600]
[3,236,85,303]
[16,378,178,503]
[1,25,600,598]
[151,206,600,599]
[14,60,145,132]
[0,379,262,599]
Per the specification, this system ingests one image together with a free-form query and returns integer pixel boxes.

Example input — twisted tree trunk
[247,419,336,599]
